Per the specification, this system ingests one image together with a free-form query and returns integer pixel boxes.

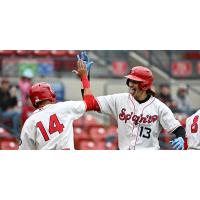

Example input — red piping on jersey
[129,94,136,149]
[129,95,155,150]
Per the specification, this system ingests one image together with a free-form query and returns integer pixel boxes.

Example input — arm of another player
[159,102,186,150]
[74,58,100,111]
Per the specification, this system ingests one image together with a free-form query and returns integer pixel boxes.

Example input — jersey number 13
[139,126,151,139]
[36,114,65,141]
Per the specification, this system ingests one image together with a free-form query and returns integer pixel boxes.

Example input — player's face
[128,80,145,100]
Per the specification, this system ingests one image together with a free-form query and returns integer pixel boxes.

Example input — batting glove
[77,51,94,72]
[170,137,184,150]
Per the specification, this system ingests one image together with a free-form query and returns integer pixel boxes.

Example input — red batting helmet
[29,82,56,108]
[125,66,154,91]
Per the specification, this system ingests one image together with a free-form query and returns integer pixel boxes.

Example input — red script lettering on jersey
[119,108,158,125]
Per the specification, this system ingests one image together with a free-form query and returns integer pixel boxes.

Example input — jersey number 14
[36,114,65,141]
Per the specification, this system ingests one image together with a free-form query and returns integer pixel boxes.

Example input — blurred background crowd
[0,50,199,150]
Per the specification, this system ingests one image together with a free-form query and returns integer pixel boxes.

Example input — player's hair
[147,89,156,97]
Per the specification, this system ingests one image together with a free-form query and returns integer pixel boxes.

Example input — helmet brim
[124,75,144,82]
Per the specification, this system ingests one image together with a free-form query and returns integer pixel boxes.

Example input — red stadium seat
[0,127,11,137]
[89,127,107,141]
[63,60,77,70]
[16,50,33,56]
[51,50,68,57]
[78,140,117,150]
[0,50,16,56]
[66,50,78,57]
[96,141,106,150]
[73,117,84,127]
[33,50,51,56]
[0,138,18,150]
[74,127,89,149]
[74,127,89,141]
[105,141,118,150]
[79,140,98,150]
[83,115,101,131]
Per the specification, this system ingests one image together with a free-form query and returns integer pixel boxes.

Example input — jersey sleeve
[96,94,118,116]
[19,119,36,150]
[63,101,87,120]
[158,101,181,133]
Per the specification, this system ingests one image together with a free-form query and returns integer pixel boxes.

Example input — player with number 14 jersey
[19,58,96,150]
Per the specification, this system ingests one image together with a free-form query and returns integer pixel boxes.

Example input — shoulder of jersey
[188,110,200,120]
[113,93,129,98]
[154,97,167,105]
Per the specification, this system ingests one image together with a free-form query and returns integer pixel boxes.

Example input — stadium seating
[66,50,78,57]
[0,138,18,150]
[74,127,89,149]
[51,50,68,57]
[0,127,11,137]
[79,140,98,150]
[96,141,106,149]
[83,115,102,132]
[0,50,16,56]
[0,127,19,150]
[33,50,51,56]
[105,141,118,150]
[16,50,34,56]
[89,127,107,141]
[73,117,84,128]
[74,127,88,140]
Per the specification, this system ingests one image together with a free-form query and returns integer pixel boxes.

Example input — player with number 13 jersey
[78,61,186,150]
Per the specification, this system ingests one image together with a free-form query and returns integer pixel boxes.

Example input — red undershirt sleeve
[83,95,100,111]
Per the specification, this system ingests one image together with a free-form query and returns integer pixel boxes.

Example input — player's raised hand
[72,55,87,79]
[170,137,184,150]
[79,51,94,73]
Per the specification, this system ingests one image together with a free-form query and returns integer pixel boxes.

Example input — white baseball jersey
[96,93,181,150]
[186,109,200,150]
[19,101,86,150]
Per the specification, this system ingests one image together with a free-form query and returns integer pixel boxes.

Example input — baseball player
[19,57,95,150]
[185,110,200,149]
[78,54,186,150]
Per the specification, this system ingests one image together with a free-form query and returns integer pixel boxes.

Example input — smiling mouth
[129,88,136,95]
